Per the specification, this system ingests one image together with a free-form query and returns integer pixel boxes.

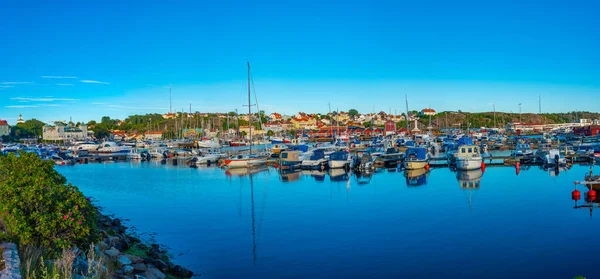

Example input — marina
[54,160,600,278]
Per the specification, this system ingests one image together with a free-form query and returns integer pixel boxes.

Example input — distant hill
[418,111,600,129]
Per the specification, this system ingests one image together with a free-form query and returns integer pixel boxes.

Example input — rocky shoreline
[82,208,195,279]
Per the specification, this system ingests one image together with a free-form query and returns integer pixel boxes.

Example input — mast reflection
[456,169,483,211]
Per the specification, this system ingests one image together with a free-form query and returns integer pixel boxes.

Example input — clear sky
[1,0,599,124]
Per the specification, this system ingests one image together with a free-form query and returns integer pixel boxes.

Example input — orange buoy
[572,189,581,201]
[425,164,430,171]
[588,189,597,201]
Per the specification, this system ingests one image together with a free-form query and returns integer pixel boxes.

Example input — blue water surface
[57,162,599,279]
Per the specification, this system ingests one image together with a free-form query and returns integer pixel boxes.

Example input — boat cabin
[457,145,480,156]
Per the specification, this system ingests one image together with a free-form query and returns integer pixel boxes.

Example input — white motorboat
[221,154,267,169]
[455,145,483,171]
[96,141,132,154]
[197,139,221,148]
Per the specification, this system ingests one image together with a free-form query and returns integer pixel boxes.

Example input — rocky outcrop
[92,212,195,278]
[0,243,21,279]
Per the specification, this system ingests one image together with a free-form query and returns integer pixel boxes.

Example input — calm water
[57,162,600,279]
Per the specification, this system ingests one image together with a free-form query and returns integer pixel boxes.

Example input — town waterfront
[57,162,600,279]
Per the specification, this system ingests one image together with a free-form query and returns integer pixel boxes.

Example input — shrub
[0,152,98,252]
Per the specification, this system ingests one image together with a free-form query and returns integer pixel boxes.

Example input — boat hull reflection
[405,168,428,186]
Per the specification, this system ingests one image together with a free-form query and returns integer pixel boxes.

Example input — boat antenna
[169,84,172,114]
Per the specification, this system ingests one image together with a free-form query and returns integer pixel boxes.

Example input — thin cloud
[80,80,110,85]
[1,82,35,85]
[5,105,39,108]
[0,85,14,88]
[11,97,78,102]
[56,84,73,86]
[42,76,77,79]
[41,104,61,107]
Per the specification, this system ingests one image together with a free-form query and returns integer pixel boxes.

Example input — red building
[385,120,397,135]
[573,125,600,136]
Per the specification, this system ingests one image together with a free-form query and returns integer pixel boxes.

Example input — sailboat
[221,62,268,169]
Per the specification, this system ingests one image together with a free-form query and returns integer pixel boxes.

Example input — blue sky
[1,0,599,124]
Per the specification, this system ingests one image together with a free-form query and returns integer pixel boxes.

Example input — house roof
[421,108,436,113]
[0,120,8,126]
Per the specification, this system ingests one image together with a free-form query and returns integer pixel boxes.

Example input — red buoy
[588,189,597,201]
[481,161,486,172]
[425,164,430,171]
[61,161,65,165]
[572,189,581,201]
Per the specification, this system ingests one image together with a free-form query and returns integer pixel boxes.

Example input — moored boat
[403,147,429,170]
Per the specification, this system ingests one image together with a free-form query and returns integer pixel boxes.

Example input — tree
[267,130,274,137]
[93,127,110,139]
[0,152,98,251]
[348,109,359,120]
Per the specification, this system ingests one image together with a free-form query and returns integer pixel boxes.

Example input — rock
[133,263,147,272]
[124,254,144,264]
[123,265,134,275]
[118,255,132,266]
[154,259,168,272]
[105,247,120,258]
[73,258,89,276]
[144,268,166,279]
[112,218,122,227]
[99,230,109,238]
[135,275,148,279]
[169,265,194,278]
[97,241,110,251]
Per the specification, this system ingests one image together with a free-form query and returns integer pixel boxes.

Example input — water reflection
[225,166,269,177]
[301,170,326,182]
[354,170,373,185]
[279,170,301,182]
[329,168,350,182]
[457,169,483,211]
[404,168,428,186]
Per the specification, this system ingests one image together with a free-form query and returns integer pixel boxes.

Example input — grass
[122,243,151,258]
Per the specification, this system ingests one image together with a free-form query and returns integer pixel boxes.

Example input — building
[573,125,600,136]
[269,113,283,122]
[0,120,9,137]
[385,120,397,136]
[145,131,163,140]
[17,114,24,124]
[420,108,436,116]
[43,122,88,141]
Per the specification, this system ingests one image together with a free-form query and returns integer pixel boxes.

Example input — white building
[43,122,88,141]
[144,131,163,140]
[0,120,9,137]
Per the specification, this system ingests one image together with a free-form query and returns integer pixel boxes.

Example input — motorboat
[197,139,221,148]
[454,138,483,171]
[328,151,352,169]
[301,149,328,170]
[514,143,534,157]
[542,149,567,166]
[377,147,403,168]
[279,150,303,170]
[221,154,267,169]
[403,147,429,170]
[96,141,132,154]
[52,152,76,166]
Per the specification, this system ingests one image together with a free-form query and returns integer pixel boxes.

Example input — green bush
[0,152,98,252]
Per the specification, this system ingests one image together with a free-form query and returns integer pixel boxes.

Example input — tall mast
[493,104,497,128]
[169,85,172,114]
[248,61,252,155]
[405,95,410,134]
